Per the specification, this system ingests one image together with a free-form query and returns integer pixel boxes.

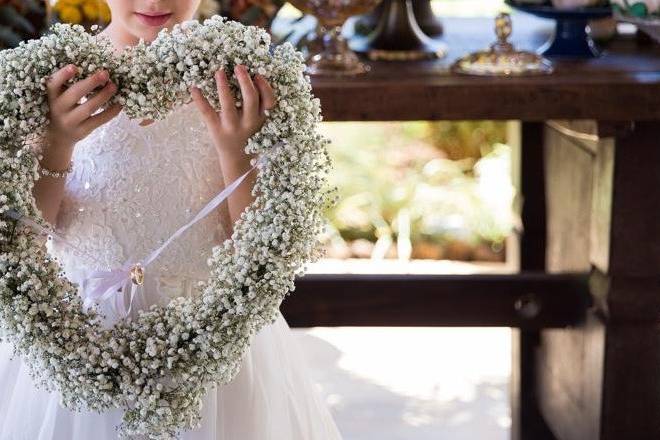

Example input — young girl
[0,1,344,439]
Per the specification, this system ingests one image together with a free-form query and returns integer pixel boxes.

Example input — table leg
[535,120,660,439]
[513,121,556,440]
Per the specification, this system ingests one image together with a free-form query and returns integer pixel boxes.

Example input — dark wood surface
[513,122,556,440]
[535,121,605,440]
[282,271,589,328]
[310,16,660,121]
[590,121,660,438]
[535,120,660,440]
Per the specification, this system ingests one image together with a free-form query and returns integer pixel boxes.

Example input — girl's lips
[134,12,172,27]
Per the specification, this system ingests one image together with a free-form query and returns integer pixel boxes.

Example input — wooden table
[279,14,660,440]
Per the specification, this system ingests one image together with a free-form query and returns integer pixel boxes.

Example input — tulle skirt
[0,267,343,439]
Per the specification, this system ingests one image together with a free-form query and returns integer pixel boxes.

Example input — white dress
[0,100,343,440]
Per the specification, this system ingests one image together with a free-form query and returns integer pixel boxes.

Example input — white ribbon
[81,153,266,318]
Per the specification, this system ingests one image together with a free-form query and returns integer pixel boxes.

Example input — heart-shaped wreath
[0,15,336,439]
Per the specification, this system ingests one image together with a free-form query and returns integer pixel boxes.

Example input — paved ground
[291,326,511,440]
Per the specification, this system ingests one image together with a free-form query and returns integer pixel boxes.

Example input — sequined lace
[47,100,231,286]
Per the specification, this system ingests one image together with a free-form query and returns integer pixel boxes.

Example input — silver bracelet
[37,157,73,179]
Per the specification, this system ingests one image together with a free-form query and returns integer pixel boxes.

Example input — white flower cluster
[0,16,338,439]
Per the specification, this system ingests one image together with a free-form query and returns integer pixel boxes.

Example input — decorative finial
[451,10,553,76]
[495,12,512,43]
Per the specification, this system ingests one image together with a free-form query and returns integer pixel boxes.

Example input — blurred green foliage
[320,121,515,261]
[425,121,507,163]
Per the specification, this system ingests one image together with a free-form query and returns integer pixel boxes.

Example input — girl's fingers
[234,64,259,121]
[79,102,122,137]
[70,80,117,124]
[254,75,276,115]
[61,69,110,110]
[215,68,238,125]
[190,85,219,124]
[46,64,78,106]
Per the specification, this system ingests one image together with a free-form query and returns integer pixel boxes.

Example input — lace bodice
[46,100,232,311]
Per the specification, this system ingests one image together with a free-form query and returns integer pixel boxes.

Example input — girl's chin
[130,27,162,43]
[130,20,173,39]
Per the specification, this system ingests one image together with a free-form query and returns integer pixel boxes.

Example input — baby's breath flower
[0,15,337,440]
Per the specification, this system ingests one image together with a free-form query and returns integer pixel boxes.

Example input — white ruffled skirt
[0,269,343,440]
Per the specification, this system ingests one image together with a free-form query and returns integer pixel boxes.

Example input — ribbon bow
[81,258,144,319]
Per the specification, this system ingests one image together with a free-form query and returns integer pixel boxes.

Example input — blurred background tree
[426,121,507,163]
[319,120,516,264]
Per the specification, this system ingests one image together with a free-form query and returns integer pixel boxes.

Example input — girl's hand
[45,64,123,148]
[190,64,277,157]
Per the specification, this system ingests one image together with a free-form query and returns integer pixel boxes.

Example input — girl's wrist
[45,136,73,150]
[37,134,75,177]
[216,143,255,167]
[41,140,74,163]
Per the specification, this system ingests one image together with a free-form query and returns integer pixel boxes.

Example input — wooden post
[535,120,660,439]
[512,121,556,440]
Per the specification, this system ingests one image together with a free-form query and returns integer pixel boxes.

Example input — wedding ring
[130,262,145,285]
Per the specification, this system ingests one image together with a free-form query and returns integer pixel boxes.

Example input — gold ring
[130,263,144,285]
